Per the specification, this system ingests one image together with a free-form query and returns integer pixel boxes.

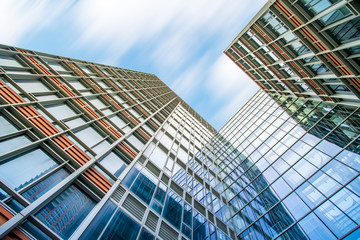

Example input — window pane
[45,103,77,120]
[127,135,144,151]
[13,79,50,93]
[67,80,87,90]
[130,169,157,204]
[100,208,141,240]
[22,169,68,202]
[139,228,154,240]
[74,126,104,148]
[0,148,58,190]
[47,61,66,72]
[163,190,183,229]
[0,115,18,136]
[149,146,167,169]
[0,135,31,154]
[100,152,127,177]
[80,200,117,240]
[65,117,86,129]
[36,185,95,239]
[299,212,336,240]
[0,55,23,67]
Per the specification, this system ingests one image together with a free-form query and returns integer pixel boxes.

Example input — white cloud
[207,55,260,127]
[2,0,267,129]
[69,0,267,67]
[0,0,74,45]
[67,0,266,122]
[208,55,251,100]
[170,54,210,98]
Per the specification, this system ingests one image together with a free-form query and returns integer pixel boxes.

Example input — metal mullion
[224,100,327,200]
[17,161,70,195]
[31,90,58,96]
[235,107,359,237]
[218,96,298,177]
[69,100,180,240]
[221,93,274,140]
[320,14,358,32]
[0,95,178,239]
[275,170,360,240]
[61,112,85,122]
[0,181,30,208]
[220,90,265,135]
[0,128,28,141]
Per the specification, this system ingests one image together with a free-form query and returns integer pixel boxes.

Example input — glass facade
[226,0,360,105]
[0,44,231,240]
[1,7,360,237]
[216,90,360,239]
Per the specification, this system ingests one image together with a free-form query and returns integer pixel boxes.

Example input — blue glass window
[36,185,95,239]
[336,139,360,172]
[123,164,140,188]
[138,228,154,240]
[330,187,360,227]
[315,200,356,238]
[154,183,166,203]
[163,190,183,230]
[100,208,140,240]
[80,200,117,240]
[217,229,231,240]
[283,192,310,220]
[193,221,208,240]
[22,169,68,202]
[193,210,206,231]
[130,169,158,204]
[21,220,52,240]
[0,114,18,136]
[326,16,360,44]
[298,0,340,15]
[344,228,360,240]
[182,224,192,239]
[183,204,192,227]
[299,212,336,239]
[151,200,163,215]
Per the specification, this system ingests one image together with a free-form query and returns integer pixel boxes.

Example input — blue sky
[1,0,267,130]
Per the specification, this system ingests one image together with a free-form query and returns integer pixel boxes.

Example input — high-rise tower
[225,0,360,105]
[1,0,360,238]
[223,1,360,238]
[214,90,360,239]
[0,44,234,240]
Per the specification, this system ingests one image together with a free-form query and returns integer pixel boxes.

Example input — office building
[223,1,360,238]
[0,0,360,237]
[225,0,360,105]
[215,90,360,239]
[0,44,234,240]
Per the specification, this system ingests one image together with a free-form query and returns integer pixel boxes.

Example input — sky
[1,0,267,130]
